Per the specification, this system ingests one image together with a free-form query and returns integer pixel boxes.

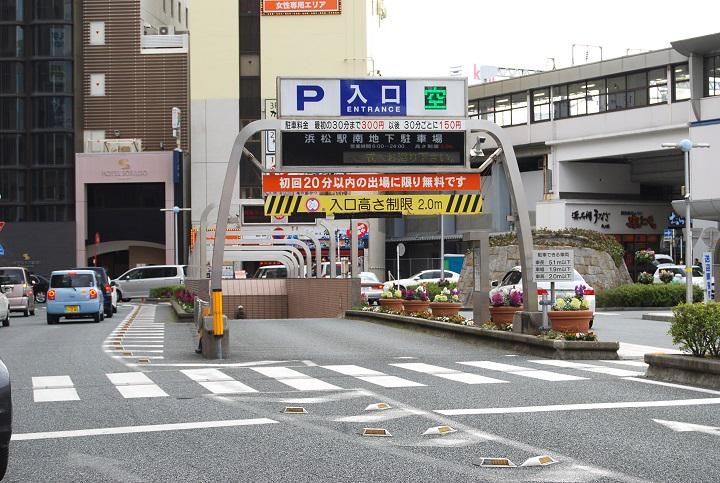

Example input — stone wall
[457,245,632,305]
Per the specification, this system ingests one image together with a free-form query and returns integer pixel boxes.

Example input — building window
[31,133,72,166]
[552,85,568,119]
[673,64,690,101]
[178,2,181,22]
[0,62,24,94]
[704,55,720,97]
[0,0,23,21]
[31,96,72,129]
[0,98,23,130]
[473,94,527,126]
[0,26,24,57]
[467,100,479,118]
[32,0,71,20]
[31,168,71,202]
[511,93,527,125]
[531,88,550,121]
[33,61,72,93]
[0,170,25,203]
[478,98,494,122]
[31,205,71,222]
[33,25,73,57]
[648,67,668,103]
[0,134,24,166]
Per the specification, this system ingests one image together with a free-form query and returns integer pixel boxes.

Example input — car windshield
[501,270,522,286]
[51,274,95,288]
[0,270,22,284]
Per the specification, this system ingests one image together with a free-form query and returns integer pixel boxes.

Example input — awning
[672,199,720,222]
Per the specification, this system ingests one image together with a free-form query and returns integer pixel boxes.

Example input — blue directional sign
[0,244,5,256]
[339,79,406,116]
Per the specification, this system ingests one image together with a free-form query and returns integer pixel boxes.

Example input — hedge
[670,303,720,357]
[596,283,703,308]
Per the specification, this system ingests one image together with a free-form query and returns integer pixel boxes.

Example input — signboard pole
[351,219,359,278]
[440,215,445,280]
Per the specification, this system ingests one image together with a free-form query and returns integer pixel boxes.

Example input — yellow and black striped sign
[264,194,483,216]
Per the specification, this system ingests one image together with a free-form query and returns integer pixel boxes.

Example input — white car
[360,272,383,304]
[383,269,460,291]
[652,264,710,288]
[489,266,596,324]
[0,287,9,327]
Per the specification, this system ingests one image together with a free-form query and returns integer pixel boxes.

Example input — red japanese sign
[262,0,340,15]
[262,173,481,193]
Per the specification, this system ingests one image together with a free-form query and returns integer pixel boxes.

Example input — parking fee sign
[533,250,574,282]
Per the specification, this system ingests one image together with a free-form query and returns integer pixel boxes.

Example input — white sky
[373,0,720,78]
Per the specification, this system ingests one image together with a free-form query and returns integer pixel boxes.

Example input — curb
[645,353,720,389]
[345,310,619,360]
[642,313,674,322]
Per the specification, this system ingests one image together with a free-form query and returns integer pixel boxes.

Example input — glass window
[552,85,568,119]
[31,204,71,222]
[31,133,72,166]
[239,15,260,53]
[607,76,626,110]
[33,61,72,93]
[162,267,178,277]
[627,72,648,107]
[568,82,587,116]
[648,67,668,104]
[501,270,522,286]
[33,0,71,20]
[467,100,479,118]
[510,92,527,125]
[31,96,72,129]
[531,88,550,122]
[0,62,23,94]
[0,26,23,57]
[0,134,24,166]
[50,273,94,288]
[494,96,511,126]
[585,78,604,114]
[31,168,72,201]
[705,55,720,97]
[33,25,72,57]
[0,98,24,130]
[0,169,25,202]
[478,98,494,122]
[673,64,690,101]
[0,0,23,21]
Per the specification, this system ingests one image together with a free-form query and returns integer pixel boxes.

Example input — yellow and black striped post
[212,289,224,336]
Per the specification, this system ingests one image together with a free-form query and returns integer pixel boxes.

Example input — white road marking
[605,360,648,368]
[624,376,720,395]
[390,363,507,385]
[181,369,257,394]
[334,408,427,423]
[106,372,168,398]
[106,349,164,353]
[125,360,293,368]
[458,361,587,381]
[322,365,425,388]
[112,355,164,360]
[529,360,643,377]
[103,345,164,348]
[618,342,682,358]
[32,376,80,402]
[251,367,342,391]
[12,418,278,441]
[436,397,720,416]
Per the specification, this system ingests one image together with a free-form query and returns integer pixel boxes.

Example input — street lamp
[661,139,710,303]
[160,206,191,265]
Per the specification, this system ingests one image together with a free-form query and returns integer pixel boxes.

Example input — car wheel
[47,314,58,324]
[35,291,46,303]
[23,308,29,317]
[105,306,113,318]
[112,304,117,314]
[0,445,8,480]
[93,312,101,323]
[29,309,35,316]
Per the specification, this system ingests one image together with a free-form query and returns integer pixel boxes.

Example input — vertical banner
[703,252,713,302]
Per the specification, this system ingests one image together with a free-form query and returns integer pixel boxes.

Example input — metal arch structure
[223,245,305,278]
[223,238,314,277]
[222,250,299,277]
[210,118,538,335]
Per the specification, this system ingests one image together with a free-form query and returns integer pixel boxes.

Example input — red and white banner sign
[263,173,480,193]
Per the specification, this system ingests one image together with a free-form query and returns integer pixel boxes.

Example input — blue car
[46,270,104,324]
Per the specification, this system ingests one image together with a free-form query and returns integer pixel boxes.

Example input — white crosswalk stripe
[107,372,169,398]
[250,367,342,391]
[32,376,80,402]
[457,361,587,381]
[181,369,258,394]
[390,363,507,384]
[322,365,425,388]
[528,360,644,377]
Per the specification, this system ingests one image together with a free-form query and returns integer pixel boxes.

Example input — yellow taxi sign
[264,194,482,216]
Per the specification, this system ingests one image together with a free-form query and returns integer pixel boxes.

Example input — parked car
[360,271,383,304]
[253,265,288,279]
[112,265,186,301]
[29,274,49,303]
[652,264,710,288]
[0,288,9,327]
[0,359,11,479]
[489,266,597,325]
[72,267,117,318]
[0,267,34,317]
[383,269,460,291]
[47,270,104,324]
[653,254,674,265]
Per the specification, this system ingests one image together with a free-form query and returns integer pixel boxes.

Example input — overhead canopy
[671,32,720,56]
[672,199,720,222]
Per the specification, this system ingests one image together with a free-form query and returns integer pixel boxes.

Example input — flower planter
[379,299,404,311]
[402,300,430,314]
[429,302,462,317]
[489,306,521,326]
[548,310,593,333]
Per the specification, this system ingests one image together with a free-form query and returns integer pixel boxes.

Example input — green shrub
[149,285,185,299]
[670,303,720,357]
[596,283,703,307]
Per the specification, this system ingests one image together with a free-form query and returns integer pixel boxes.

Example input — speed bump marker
[362,428,392,437]
[365,402,392,411]
[520,455,558,467]
[122,351,133,356]
[422,425,457,435]
[137,358,150,363]
[473,457,517,468]
[282,406,308,414]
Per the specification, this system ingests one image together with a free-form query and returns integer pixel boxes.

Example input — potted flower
[379,288,404,311]
[429,287,462,316]
[659,269,674,284]
[548,284,592,333]
[402,285,430,314]
[489,289,523,326]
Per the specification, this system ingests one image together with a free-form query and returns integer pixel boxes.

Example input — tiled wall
[185,278,359,319]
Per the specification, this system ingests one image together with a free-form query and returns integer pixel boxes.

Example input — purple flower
[509,290,523,307]
[490,292,505,307]
[574,284,586,297]
[451,288,459,296]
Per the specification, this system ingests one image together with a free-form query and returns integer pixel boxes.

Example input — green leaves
[596,284,703,307]
[670,303,720,357]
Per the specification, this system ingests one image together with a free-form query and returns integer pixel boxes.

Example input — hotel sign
[101,159,148,178]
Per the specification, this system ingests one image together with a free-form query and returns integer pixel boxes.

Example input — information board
[262,173,480,193]
[533,249,574,282]
[703,252,713,302]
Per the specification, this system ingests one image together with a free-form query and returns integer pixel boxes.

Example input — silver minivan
[0,267,35,316]
[112,265,186,301]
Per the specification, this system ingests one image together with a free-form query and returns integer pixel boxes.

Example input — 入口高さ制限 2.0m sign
[264,194,483,217]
